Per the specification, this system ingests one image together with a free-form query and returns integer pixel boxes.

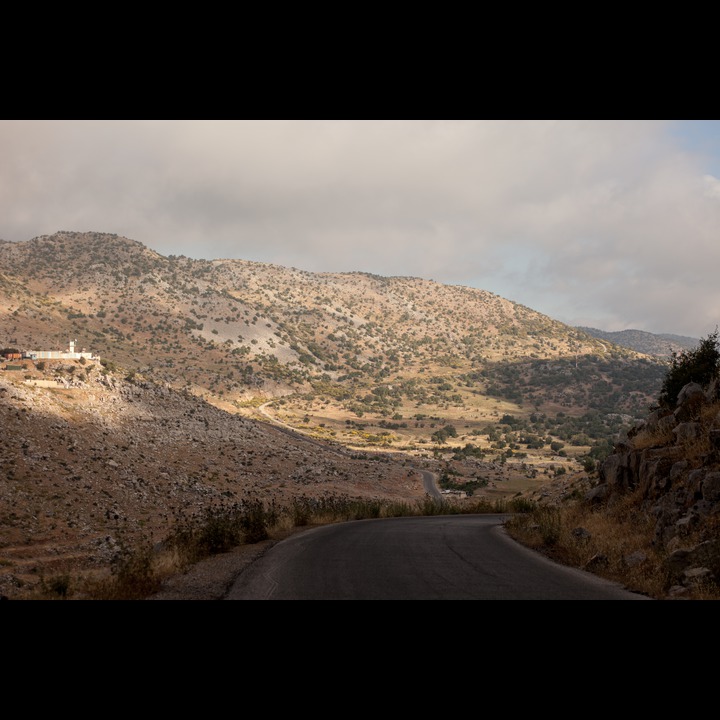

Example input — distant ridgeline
[576,327,700,358]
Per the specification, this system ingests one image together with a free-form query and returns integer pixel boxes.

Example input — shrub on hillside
[658,329,720,409]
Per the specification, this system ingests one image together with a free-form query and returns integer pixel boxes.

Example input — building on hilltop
[25,339,99,362]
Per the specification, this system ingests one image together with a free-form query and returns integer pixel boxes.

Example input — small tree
[658,328,720,409]
[582,456,596,474]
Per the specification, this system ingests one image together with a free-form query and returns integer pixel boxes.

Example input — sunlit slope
[0,231,665,420]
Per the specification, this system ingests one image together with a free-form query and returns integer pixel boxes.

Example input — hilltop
[0,230,679,599]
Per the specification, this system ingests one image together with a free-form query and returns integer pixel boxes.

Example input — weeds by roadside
[24,493,524,600]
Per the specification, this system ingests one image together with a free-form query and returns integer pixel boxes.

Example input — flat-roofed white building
[26,339,98,361]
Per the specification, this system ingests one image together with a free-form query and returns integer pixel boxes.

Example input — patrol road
[224,514,651,600]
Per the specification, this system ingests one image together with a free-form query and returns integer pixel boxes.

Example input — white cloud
[703,174,720,199]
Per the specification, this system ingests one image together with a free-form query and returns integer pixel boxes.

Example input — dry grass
[632,399,720,451]
[505,489,720,600]
[631,425,676,451]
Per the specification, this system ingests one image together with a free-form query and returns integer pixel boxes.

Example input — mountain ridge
[0,230,664,403]
[0,231,672,462]
[576,326,699,358]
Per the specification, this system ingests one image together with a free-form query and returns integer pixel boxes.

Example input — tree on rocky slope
[658,328,720,409]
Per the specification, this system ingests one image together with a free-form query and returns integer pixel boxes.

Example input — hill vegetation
[0,231,667,456]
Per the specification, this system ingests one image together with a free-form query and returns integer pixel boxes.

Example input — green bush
[658,329,720,409]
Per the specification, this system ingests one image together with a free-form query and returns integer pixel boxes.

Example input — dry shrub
[81,545,163,600]
[631,425,675,451]
[678,433,712,464]
[698,399,720,425]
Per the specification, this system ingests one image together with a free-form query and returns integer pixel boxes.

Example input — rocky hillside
[0,231,664,408]
[0,232,669,441]
[594,379,720,592]
[0,359,428,599]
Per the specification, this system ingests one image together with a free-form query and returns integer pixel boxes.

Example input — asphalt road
[421,469,441,499]
[224,514,651,600]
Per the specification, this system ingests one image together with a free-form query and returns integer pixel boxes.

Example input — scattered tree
[658,328,720,409]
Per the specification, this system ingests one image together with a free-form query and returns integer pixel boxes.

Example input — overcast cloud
[2,119,719,339]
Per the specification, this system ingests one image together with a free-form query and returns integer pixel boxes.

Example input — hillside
[0,359,431,599]
[0,232,667,434]
[0,230,679,599]
[577,326,699,358]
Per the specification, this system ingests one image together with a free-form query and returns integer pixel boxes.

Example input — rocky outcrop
[595,380,720,592]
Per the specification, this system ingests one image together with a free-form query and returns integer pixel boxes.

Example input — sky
[1,119,719,339]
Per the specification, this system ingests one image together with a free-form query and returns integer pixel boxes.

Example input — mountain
[0,231,675,598]
[577,326,700,358]
[0,231,666,419]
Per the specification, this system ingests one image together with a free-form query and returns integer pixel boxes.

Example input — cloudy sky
[2,119,719,339]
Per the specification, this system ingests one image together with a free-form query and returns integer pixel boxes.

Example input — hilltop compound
[24,339,99,362]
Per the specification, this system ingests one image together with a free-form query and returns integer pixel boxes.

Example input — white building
[26,339,98,361]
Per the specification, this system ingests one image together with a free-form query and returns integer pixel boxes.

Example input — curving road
[224,514,651,600]
[421,469,441,499]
